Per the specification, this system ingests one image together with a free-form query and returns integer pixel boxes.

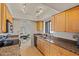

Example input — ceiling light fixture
[36,7,43,17]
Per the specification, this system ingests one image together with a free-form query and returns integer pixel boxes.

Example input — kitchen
[0,3,79,56]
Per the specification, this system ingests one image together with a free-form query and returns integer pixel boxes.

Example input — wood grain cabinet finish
[0,4,1,33]
[51,6,79,32]
[49,44,78,56]
[42,40,50,56]
[36,38,78,56]
[54,12,66,32]
[66,6,79,32]
[0,3,13,33]
[36,38,50,56]
[1,4,6,33]
[59,46,77,56]
[49,44,62,56]
[36,21,44,32]
[37,38,41,51]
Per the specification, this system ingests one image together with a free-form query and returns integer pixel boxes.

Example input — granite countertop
[0,39,20,56]
[0,44,20,56]
[35,35,79,55]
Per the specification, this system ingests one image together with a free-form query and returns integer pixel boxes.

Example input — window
[45,21,50,33]
[44,20,53,33]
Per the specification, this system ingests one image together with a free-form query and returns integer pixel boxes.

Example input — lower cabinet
[36,38,78,56]
[42,40,50,56]
[49,44,78,56]
[49,44,61,56]
[60,47,77,56]
[37,38,50,56]
[37,39,41,51]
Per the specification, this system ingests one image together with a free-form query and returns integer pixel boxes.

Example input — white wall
[13,19,36,48]
[13,19,36,34]
[51,32,79,41]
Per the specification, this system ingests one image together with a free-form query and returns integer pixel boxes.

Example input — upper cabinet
[66,6,79,32]
[1,4,6,33]
[0,4,1,33]
[0,3,13,33]
[54,12,66,32]
[36,21,44,32]
[51,6,79,32]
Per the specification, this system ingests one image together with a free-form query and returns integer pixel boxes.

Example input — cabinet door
[51,16,55,31]
[0,4,1,33]
[54,12,66,32]
[37,38,50,56]
[66,6,79,32]
[1,4,7,33]
[36,21,44,32]
[37,38,41,51]
[49,44,61,56]
[43,40,50,56]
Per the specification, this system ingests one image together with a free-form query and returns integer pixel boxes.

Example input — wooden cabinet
[49,44,77,56]
[42,39,50,56]
[1,3,6,33]
[54,12,66,32]
[51,6,79,32]
[49,44,61,56]
[60,46,77,56]
[66,6,79,32]
[37,38,41,51]
[36,37,50,56]
[36,37,78,56]
[0,3,13,33]
[36,21,44,32]
[0,4,1,33]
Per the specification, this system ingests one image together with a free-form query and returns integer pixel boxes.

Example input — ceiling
[7,3,79,21]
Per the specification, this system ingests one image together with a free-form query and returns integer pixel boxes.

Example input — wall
[51,32,79,41]
[13,19,37,48]
[13,19,36,34]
